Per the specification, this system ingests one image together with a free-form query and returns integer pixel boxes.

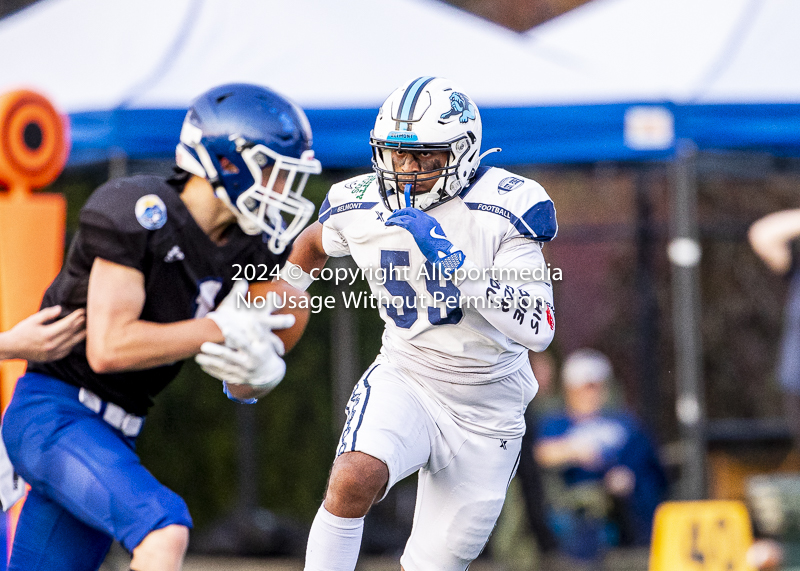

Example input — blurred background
[2,0,800,569]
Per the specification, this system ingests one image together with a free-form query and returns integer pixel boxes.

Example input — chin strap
[214,187,261,235]
[175,144,207,178]
[415,192,438,210]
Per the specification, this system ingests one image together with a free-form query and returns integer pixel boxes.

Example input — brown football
[247,279,311,353]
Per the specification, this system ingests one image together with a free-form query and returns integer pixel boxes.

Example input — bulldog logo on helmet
[440,92,476,124]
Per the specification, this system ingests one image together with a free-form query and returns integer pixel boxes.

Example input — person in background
[535,349,667,561]
[749,210,800,439]
[0,306,85,362]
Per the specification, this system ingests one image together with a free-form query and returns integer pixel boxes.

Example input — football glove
[196,331,286,393]
[385,207,465,274]
[206,281,295,350]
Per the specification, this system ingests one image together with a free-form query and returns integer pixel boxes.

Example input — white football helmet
[370,77,489,211]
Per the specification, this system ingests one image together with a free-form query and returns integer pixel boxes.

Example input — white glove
[196,331,286,392]
[206,282,295,350]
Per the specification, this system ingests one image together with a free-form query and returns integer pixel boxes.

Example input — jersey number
[381,250,463,329]
[193,279,223,319]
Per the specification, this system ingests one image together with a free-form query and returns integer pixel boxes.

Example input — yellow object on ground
[649,500,756,571]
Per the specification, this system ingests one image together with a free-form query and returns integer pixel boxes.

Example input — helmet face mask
[236,145,318,254]
[175,84,321,253]
[370,77,482,212]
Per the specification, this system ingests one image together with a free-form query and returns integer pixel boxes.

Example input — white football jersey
[319,166,557,386]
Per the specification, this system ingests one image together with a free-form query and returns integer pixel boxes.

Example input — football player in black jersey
[1,84,321,571]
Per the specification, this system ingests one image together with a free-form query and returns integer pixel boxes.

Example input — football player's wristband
[223,381,258,405]
[279,261,313,292]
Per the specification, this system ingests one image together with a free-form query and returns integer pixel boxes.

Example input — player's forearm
[86,317,224,373]
[535,438,574,467]
[0,331,15,360]
[288,222,329,274]
[456,261,555,351]
[0,307,87,362]
[281,222,330,291]
[535,437,598,468]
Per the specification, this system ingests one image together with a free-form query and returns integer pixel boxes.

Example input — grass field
[101,549,651,571]
[101,555,503,571]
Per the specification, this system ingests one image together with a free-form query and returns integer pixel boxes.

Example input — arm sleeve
[455,237,555,351]
[320,225,350,258]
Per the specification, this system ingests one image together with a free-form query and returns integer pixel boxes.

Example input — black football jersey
[29,175,289,416]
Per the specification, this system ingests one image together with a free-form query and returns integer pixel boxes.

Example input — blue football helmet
[175,83,321,254]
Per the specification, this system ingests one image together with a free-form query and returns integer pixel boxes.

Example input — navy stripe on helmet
[397,76,435,130]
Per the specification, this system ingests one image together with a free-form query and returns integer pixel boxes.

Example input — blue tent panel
[69,109,185,165]
[679,103,800,157]
[67,103,800,168]
[482,104,674,165]
[67,104,678,169]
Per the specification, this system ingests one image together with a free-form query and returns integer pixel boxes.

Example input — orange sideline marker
[0,89,69,557]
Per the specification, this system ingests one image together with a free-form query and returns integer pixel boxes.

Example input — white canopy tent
[524,0,800,104]
[0,0,594,166]
[521,0,800,157]
[2,0,799,166]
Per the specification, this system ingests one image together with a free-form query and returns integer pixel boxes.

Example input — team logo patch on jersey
[498,177,524,194]
[344,175,376,200]
[135,195,167,230]
[440,92,476,124]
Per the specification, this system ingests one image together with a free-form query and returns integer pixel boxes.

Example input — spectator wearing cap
[535,349,667,560]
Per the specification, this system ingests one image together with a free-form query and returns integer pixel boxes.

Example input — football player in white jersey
[285,76,558,571]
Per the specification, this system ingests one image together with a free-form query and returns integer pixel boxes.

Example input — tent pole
[669,141,706,500]
[108,147,127,180]
[635,165,661,438]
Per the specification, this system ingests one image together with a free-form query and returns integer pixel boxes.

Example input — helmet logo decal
[441,92,476,124]
[135,194,167,230]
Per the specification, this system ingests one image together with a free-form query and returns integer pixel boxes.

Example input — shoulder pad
[318,173,381,224]
[461,168,557,242]
[80,175,181,234]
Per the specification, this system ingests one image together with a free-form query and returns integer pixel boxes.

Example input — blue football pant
[9,488,111,571]
[3,373,192,571]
